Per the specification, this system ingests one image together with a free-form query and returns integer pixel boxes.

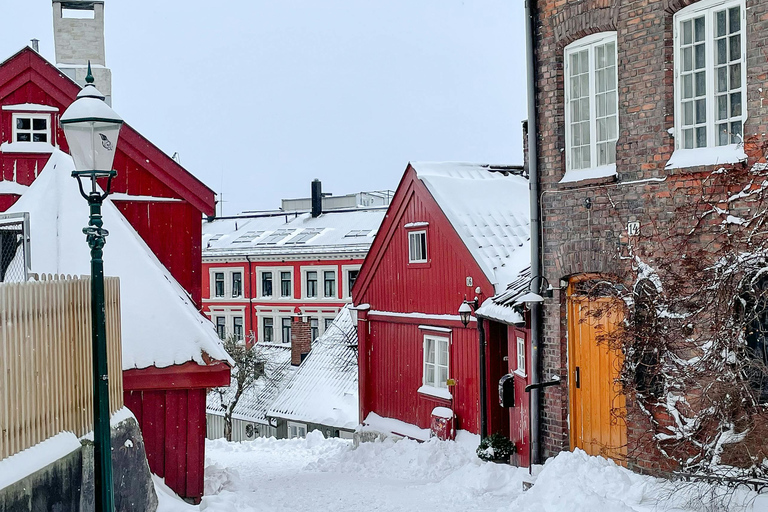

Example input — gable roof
[0,47,215,215]
[8,149,231,369]
[411,162,530,293]
[267,307,358,429]
[203,208,386,258]
[206,344,294,425]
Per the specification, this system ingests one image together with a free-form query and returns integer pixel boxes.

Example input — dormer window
[13,113,50,143]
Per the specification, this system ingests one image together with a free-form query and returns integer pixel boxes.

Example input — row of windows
[260,316,334,344]
[210,267,360,300]
[564,0,746,174]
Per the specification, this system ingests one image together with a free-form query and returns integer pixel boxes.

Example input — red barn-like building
[353,162,531,445]
[0,46,230,502]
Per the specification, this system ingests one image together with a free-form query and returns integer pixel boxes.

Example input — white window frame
[342,264,361,299]
[673,0,746,151]
[516,336,526,376]
[300,265,339,299]
[408,230,428,263]
[564,32,619,177]
[12,113,51,144]
[256,266,294,299]
[256,307,294,343]
[207,307,246,340]
[287,421,307,439]
[422,335,450,390]
[208,267,247,299]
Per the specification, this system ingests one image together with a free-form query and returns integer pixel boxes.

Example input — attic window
[284,228,323,244]
[257,229,295,245]
[408,230,428,263]
[345,229,371,238]
[13,114,50,143]
[232,230,264,243]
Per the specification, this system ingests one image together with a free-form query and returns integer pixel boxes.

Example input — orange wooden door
[568,293,627,463]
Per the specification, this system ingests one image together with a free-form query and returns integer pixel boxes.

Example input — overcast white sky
[3,1,527,215]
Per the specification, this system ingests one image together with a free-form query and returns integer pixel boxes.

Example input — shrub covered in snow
[476,433,515,462]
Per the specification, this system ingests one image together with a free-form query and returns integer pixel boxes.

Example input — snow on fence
[0,275,123,461]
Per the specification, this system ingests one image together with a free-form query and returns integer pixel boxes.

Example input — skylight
[232,230,265,244]
[284,228,323,245]
[344,229,371,238]
[256,229,296,245]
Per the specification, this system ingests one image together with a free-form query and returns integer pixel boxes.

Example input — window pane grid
[408,231,427,263]
[324,271,336,297]
[677,2,744,149]
[423,337,449,389]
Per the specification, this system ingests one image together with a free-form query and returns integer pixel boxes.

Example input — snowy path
[156,431,768,512]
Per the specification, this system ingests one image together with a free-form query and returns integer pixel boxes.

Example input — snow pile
[154,433,768,511]
[361,411,431,441]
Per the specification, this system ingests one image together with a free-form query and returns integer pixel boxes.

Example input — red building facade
[353,163,530,441]
[202,190,387,346]
[0,47,229,501]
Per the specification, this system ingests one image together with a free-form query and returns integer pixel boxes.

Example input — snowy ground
[156,431,768,512]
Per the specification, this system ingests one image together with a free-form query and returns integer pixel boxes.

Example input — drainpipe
[478,317,488,438]
[246,255,254,344]
[525,0,543,465]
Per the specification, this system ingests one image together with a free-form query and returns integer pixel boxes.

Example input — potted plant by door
[476,433,515,463]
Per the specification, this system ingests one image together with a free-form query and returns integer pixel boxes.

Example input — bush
[476,433,515,462]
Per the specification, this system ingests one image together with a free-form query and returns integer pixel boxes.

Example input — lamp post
[60,63,123,512]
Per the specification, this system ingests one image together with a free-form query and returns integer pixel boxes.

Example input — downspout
[246,255,254,343]
[477,317,487,438]
[525,0,543,465]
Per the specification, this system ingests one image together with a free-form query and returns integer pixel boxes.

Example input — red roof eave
[123,360,231,391]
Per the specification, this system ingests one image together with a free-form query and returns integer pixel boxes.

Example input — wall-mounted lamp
[517,276,554,310]
[458,297,478,327]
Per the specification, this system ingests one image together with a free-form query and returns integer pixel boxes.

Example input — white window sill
[559,164,617,184]
[514,369,527,379]
[665,145,747,170]
[0,142,55,154]
[417,385,452,400]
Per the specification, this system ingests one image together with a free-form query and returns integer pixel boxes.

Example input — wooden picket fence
[0,275,123,461]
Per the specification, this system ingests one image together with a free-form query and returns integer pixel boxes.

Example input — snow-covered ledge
[417,385,452,401]
[559,164,617,184]
[665,144,747,170]
[1,141,55,154]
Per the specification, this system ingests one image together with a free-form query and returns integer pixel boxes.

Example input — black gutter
[478,318,488,438]
[525,0,543,465]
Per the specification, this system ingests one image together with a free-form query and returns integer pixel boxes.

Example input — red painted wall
[125,388,207,502]
[354,167,498,436]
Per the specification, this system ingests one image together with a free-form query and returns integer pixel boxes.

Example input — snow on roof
[8,149,232,370]
[207,344,294,424]
[203,209,386,258]
[476,266,531,325]
[410,162,530,293]
[267,307,358,429]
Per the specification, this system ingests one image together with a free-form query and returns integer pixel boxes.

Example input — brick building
[529,0,768,472]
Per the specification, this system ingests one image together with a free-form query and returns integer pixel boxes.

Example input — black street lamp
[60,63,123,512]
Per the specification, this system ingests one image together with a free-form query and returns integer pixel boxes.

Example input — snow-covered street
[155,432,768,512]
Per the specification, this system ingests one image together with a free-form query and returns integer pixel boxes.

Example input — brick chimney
[53,1,112,105]
[291,315,311,366]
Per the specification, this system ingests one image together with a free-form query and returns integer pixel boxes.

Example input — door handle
[575,367,580,389]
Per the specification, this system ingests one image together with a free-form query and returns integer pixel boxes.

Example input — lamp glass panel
[62,121,121,172]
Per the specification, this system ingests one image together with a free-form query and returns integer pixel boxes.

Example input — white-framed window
[309,317,319,340]
[280,271,292,298]
[300,266,339,299]
[256,266,294,299]
[263,317,274,342]
[209,267,246,299]
[261,271,273,297]
[12,113,51,143]
[408,230,428,263]
[564,32,618,173]
[287,421,307,439]
[208,307,246,340]
[323,270,336,298]
[423,335,449,389]
[282,317,292,343]
[516,336,526,375]
[674,0,746,149]
[342,265,361,299]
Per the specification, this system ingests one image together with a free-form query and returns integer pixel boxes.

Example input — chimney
[311,179,322,218]
[290,315,311,366]
[53,1,112,105]
[30,39,40,52]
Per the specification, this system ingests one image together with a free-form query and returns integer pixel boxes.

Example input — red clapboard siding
[354,166,495,436]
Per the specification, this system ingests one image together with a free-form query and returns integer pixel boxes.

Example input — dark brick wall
[291,316,312,366]
[532,0,768,469]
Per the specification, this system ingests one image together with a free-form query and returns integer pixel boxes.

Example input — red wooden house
[0,46,230,502]
[353,162,530,445]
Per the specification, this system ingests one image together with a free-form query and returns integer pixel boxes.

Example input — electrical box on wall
[499,374,515,407]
